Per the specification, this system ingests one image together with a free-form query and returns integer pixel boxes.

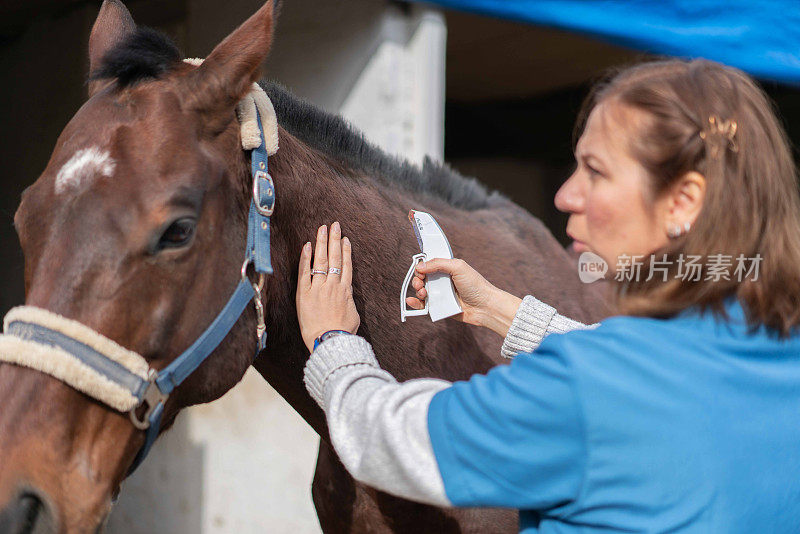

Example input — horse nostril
[0,490,56,534]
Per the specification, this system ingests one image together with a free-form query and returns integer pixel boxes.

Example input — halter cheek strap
[0,107,276,476]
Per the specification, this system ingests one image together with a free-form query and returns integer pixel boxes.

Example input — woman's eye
[157,218,196,250]
[586,164,602,179]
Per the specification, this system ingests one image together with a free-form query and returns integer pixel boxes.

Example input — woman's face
[555,101,670,270]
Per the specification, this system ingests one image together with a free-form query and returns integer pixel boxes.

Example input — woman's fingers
[298,241,312,292]
[416,258,461,276]
[406,296,425,310]
[309,222,351,285]
[410,278,427,300]
[412,273,426,300]
[342,236,353,287]
[312,225,329,285]
[328,222,343,277]
[295,223,361,352]
[411,276,424,291]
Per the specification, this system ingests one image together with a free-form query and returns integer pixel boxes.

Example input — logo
[578,251,608,283]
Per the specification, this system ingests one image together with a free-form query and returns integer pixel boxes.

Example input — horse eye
[158,218,196,250]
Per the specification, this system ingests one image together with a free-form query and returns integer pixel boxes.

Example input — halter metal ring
[241,258,267,348]
[241,258,266,292]
[129,370,168,430]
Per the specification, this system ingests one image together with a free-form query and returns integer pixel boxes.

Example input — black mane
[89,28,494,210]
[89,27,181,87]
[264,82,494,210]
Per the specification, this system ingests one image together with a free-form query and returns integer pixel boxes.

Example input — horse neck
[249,131,499,438]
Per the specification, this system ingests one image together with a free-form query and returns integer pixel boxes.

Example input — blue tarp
[413,0,800,86]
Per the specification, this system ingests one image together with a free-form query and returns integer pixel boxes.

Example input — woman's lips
[572,241,589,253]
[571,239,589,253]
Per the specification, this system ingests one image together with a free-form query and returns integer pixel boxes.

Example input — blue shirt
[427,298,800,532]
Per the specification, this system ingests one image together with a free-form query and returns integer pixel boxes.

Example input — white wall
[107,1,445,532]
[338,6,446,163]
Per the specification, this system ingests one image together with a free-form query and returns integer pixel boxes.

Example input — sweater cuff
[303,334,379,407]
[501,295,557,358]
[547,311,598,334]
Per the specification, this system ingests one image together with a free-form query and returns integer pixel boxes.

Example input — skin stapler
[401,210,463,322]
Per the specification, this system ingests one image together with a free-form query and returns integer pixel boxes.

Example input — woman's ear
[663,171,706,235]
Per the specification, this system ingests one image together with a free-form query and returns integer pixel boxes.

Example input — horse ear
[89,0,136,76]
[183,1,275,129]
[88,0,136,96]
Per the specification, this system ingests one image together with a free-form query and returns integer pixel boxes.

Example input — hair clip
[699,115,738,158]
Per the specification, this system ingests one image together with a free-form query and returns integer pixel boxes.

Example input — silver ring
[328,267,342,275]
[312,269,328,276]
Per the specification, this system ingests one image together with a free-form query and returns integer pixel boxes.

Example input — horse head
[0,1,276,531]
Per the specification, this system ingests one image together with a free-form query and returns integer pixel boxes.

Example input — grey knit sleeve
[304,335,453,507]
[500,295,600,359]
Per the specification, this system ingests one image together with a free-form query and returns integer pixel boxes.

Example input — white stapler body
[401,210,463,322]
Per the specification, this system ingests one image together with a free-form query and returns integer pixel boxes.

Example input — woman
[295,59,800,532]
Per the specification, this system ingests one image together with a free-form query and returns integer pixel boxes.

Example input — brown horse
[0,1,609,532]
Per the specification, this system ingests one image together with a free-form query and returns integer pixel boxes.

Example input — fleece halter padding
[0,307,150,412]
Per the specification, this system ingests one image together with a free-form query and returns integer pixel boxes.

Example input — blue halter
[126,109,276,473]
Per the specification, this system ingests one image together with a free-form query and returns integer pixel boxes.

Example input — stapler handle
[401,253,428,322]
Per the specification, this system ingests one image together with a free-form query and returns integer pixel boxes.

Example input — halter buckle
[129,370,169,430]
[253,171,275,216]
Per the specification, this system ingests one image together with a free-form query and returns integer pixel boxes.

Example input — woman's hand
[406,258,522,337]
[296,222,360,353]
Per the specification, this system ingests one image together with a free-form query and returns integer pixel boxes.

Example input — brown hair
[575,58,800,336]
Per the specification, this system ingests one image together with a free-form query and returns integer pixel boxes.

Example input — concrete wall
[107,368,321,534]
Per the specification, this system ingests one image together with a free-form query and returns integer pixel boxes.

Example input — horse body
[255,109,606,432]
[252,90,609,531]
[0,2,608,532]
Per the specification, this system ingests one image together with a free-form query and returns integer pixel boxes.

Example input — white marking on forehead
[54,147,116,194]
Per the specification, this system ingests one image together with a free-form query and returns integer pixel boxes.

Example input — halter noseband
[0,107,276,475]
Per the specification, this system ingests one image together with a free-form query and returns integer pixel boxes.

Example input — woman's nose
[554,174,585,214]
